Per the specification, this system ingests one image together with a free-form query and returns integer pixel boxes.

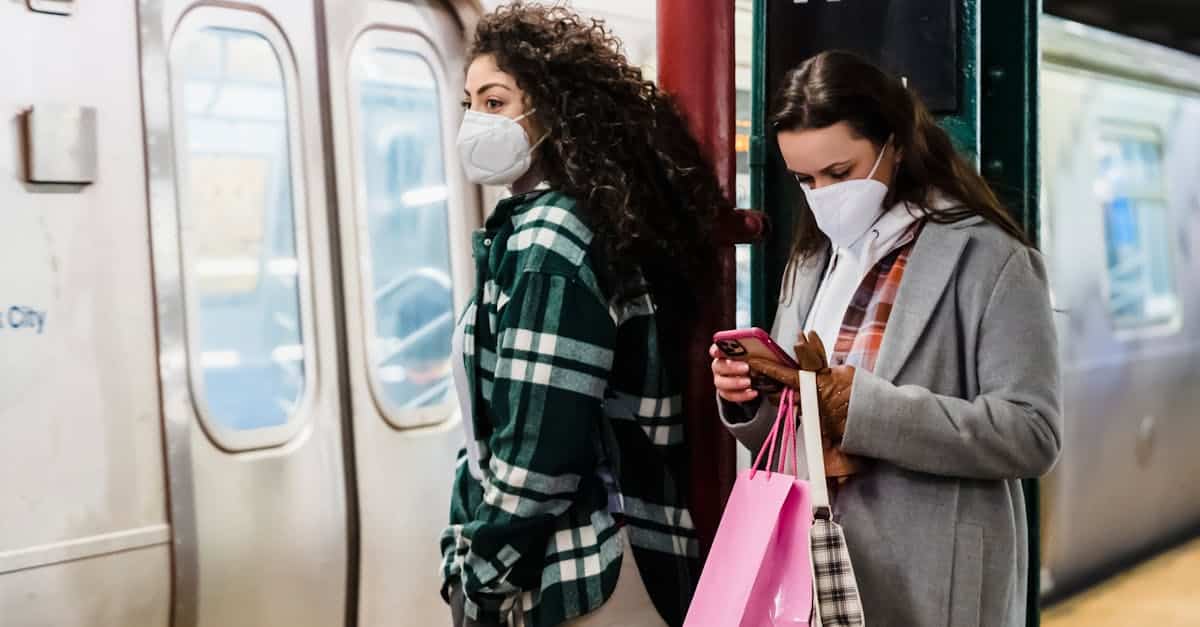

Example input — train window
[1095,123,1181,332]
[171,16,313,449]
[351,35,456,428]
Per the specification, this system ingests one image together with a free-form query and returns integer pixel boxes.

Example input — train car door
[139,2,349,625]
[320,1,479,624]
[1,3,170,626]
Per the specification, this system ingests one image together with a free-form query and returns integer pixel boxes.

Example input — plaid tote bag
[798,370,866,626]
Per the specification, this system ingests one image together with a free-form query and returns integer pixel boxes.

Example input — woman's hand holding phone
[709,344,759,403]
[715,329,862,477]
[711,328,796,403]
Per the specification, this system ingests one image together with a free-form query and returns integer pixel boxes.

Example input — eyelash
[793,170,851,184]
[460,98,505,110]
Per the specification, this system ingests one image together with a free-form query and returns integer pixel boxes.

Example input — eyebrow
[463,82,513,96]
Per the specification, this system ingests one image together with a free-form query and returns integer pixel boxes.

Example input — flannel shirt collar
[486,181,553,230]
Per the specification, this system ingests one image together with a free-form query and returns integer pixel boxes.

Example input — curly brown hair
[468,3,729,321]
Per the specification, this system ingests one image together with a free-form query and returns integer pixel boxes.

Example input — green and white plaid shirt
[440,188,699,626]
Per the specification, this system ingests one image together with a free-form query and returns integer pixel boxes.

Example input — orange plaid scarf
[829,222,924,371]
[821,223,924,481]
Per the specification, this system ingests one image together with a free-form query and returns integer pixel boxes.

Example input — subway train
[1038,15,1200,598]
[1,1,1198,626]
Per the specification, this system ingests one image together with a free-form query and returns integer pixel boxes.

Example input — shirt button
[483,238,492,246]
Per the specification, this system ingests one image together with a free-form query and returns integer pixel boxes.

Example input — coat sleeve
[449,271,617,624]
[839,248,1063,479]
[717,395,774,454]
[715,285,795,456]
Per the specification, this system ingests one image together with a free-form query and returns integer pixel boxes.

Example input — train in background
[0,2,1197,626]
[1038,16,1200,597]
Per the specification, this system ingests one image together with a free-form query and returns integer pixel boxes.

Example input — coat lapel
[770,245,830,346]
[872,220,974,381]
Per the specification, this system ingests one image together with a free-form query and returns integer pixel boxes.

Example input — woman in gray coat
[711,51,1061,627]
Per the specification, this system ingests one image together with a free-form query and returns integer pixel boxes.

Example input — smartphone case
[713,328,799,393]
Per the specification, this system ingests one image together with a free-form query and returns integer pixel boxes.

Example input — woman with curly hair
[439,4,728,626]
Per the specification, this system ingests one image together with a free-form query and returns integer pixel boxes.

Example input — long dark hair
[468,3,728,322]
[770,50,1029,287]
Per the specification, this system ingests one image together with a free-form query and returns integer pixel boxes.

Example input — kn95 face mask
[456,109,542,186]
[800,137,893,249]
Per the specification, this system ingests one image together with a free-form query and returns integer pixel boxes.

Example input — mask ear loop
[512,107,537,122]
[859,133,897,244]
[528,131,549,153]
[513,108,549,156]
[865,134,894,181]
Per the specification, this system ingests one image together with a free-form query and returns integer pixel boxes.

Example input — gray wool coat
[719,216,1062,627]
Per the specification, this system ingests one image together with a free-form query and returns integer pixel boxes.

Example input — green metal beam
[942,0,982,158]
[981,0,1042,234]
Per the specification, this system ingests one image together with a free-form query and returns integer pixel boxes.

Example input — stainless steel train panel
[0,2,170,625]
[0,544,170,627]
[1040,16,1200,595]
[321,1,479,624]
[139,1,349,625]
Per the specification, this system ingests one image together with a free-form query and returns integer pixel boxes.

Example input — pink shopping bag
[685,391,814,627]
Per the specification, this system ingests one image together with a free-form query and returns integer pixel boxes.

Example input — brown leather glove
[747,331,860,477]
[815,367,853,441]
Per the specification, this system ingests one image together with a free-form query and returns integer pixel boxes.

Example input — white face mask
[800,138,892,249]
[456,108,542,186]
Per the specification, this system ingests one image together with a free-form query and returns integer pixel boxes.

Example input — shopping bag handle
[774,388,799,476]
[750,388,799,479]
[746,374,830,515]
[799,370,830,514]
[785,388,798,476]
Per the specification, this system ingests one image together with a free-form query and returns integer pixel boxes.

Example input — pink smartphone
[713,328,798,393]
[713,328,799,367]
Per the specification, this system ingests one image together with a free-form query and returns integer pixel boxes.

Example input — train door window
[1095,123,1181,333]
[350,33,456,428]
[170,11,314,449]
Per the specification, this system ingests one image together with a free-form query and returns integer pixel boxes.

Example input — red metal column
[657,0,739,553]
